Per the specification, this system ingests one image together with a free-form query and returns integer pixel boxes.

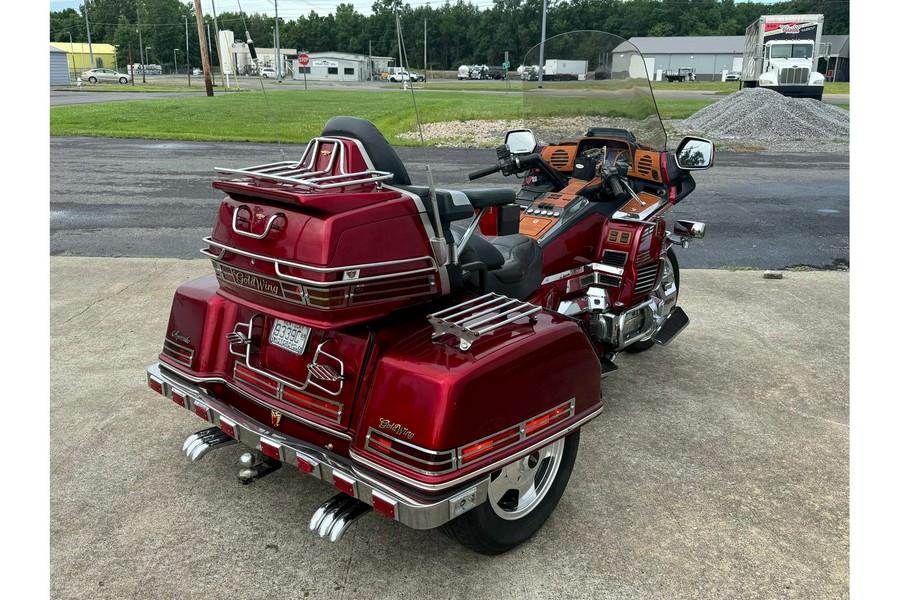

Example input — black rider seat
[320,116,542,301]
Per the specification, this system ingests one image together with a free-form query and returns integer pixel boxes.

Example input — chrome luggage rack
[428,293,541,351]
[215,137,393,190]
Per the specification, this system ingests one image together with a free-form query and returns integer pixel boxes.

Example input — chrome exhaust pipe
[309,493,372,542]
[182,426,237,461]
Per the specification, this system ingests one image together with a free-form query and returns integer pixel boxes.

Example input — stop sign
[299,53,310,66]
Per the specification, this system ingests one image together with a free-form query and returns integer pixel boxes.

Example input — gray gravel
[672,87,849,152]
[397,87,849,153]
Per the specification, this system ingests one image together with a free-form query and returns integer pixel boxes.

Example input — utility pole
[538,0,547,88]
[424,18,427,83]
[194,0,215,96]
[137,7,146,83]
[275,0,282,82]
[185,16,191,86]
[83,0,95,68]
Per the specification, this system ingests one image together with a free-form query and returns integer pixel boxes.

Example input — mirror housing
[674,137,714,170]
[505,129,537,155]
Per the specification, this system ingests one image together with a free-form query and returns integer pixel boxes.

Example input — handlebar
[468,152,568,190]
[467,164,502,181]
[607,175,627,201]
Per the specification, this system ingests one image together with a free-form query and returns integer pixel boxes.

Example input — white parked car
[260,67,279,78]
[81,68,130,84]
[389,70,423,83]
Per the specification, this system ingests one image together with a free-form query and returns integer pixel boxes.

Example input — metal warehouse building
[629,35,849,82]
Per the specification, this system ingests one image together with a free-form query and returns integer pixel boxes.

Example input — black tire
[88,76,97,83]
[118,77,128,84]
[439,430,580,555]
[624,248,680,353]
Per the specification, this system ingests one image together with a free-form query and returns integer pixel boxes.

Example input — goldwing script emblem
[271,410,283,428]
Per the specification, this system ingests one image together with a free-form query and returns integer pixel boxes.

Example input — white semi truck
[741,14,828,100]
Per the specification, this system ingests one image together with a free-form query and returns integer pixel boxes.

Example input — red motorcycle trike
[146,31,713,554]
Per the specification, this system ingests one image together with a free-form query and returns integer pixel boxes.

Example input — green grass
[50,89,718,145]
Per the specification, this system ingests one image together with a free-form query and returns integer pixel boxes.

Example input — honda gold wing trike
[146,31,713,555]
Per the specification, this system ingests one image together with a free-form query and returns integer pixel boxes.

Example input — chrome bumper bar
[146,362,489,530]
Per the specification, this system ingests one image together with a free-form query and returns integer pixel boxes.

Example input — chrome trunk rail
[428,293,541,351]
[215,138,393,190]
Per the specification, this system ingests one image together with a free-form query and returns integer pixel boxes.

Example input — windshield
[520,30,667,151]
[770,43,813,59]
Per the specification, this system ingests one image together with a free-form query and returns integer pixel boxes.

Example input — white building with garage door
[293,52,385,82]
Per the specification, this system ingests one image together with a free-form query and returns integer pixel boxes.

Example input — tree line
[50,0,849,72]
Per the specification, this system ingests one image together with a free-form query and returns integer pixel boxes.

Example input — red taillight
[460,427,519,465]
[365,430,456,475]
[296,453,317,475]
[148,378,163,395]
[260,438,281,460]
[218,417,236,438]
[162,339,194,368]
[333,473,356,497]
[193,401,210,421]
[234,364,278,396]
[171,390,186,408]
[524,405,569,436]
[282,387,341,421]
[372,492,397,520]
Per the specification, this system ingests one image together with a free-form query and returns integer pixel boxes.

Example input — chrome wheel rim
[487,438,565,520]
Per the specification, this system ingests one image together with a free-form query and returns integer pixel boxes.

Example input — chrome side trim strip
[148,362,489,529]
[349,402,604,493]
[204,237,438,287]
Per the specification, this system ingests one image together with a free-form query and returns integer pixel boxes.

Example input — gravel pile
[672,87,849,152]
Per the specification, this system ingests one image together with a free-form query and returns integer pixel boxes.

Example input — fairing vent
[549,149,572,170]
[780,67,809,85]
[601,250,628,269]
[636,154,654,177]
[634,262,659,295]
[599,274,622,288]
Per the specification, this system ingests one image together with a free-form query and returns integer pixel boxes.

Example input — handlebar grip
[608,176,628,202]
[468,164,501,181]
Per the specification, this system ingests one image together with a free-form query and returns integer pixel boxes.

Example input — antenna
[236,0,285,161]
[395,9,447,265]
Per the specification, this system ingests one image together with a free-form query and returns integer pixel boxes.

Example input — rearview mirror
[674,137,714,170]
[505,129,536,155]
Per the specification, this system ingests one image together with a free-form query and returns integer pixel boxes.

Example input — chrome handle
[232,205,285,239]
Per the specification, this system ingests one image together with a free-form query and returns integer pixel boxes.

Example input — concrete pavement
[49,257,848,599]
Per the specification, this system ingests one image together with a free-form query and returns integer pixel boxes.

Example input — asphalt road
[49,136,848,270]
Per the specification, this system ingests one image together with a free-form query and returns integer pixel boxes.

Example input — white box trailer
[741,14,827,100]
[522,59,588,81]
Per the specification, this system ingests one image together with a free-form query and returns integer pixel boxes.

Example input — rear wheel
[439,431,580,555]
[624,248,680,353]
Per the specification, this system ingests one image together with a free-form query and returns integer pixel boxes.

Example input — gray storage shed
[50,45,70,86]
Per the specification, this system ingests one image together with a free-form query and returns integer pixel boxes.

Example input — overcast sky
[50,0,792,23]
[47,0,502,21]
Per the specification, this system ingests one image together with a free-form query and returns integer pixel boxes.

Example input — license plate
[269,319,311,355]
